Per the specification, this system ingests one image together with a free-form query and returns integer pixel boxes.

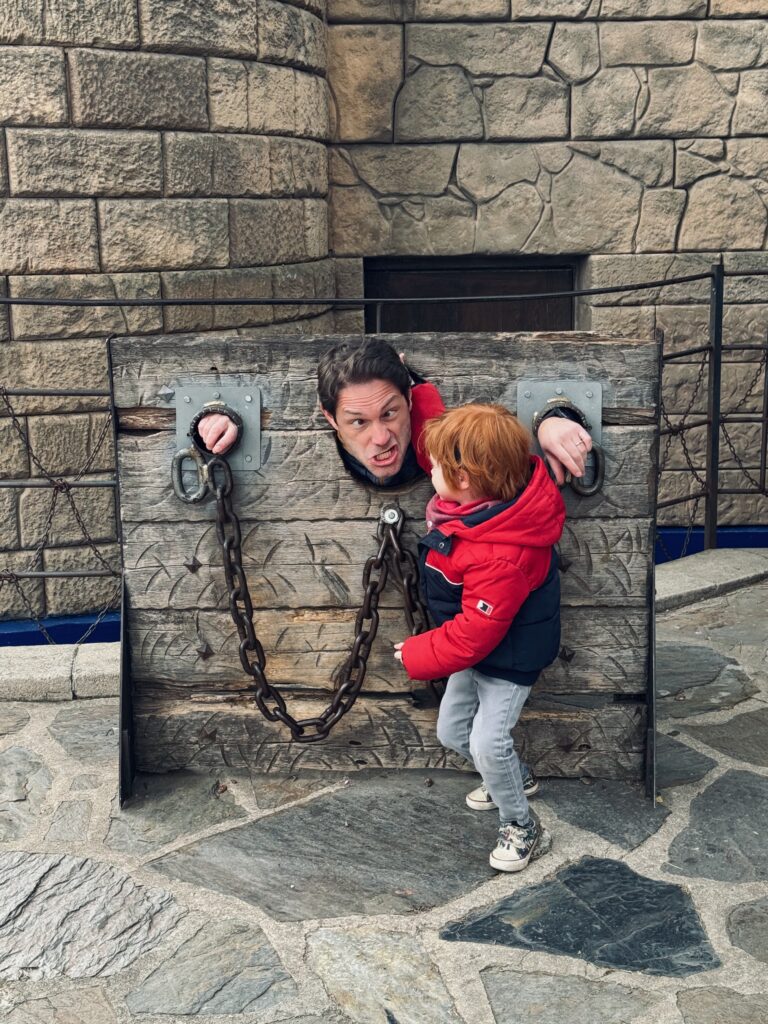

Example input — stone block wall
[327,0,768,527]
[3,0,767,628]
[0,0,340,621]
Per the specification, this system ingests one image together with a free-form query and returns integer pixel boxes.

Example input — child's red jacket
[401,455,566,684]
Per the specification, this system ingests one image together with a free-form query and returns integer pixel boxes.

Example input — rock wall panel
[0,1,335,620]
[328,4,768,527]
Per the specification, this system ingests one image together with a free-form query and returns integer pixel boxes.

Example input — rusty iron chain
[657,345,710,561]
[657,337,767,561]
[384,515,431,637]
[205,455,428,742]
[719,350,767,491]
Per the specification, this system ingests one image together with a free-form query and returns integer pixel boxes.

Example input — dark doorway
[364,257,576,334]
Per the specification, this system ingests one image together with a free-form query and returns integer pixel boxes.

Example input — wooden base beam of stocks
[112,332,659,783]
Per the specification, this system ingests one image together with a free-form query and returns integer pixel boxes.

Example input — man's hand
[394,641,405,663]
[537,416,592,486]
[196,412,239,455]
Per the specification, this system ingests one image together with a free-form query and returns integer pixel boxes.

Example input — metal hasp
[518,381,605,495]
[517,380,604,449]
[172,381,262,471]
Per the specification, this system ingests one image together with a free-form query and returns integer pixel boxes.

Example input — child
[394,403,565,872]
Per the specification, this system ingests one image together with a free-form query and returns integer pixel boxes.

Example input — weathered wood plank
[110,332,659,423]
[132,694,645,781]
[122,517,653,610]
[116,405,657,432]
[117,424,656,523]
[128,606,649,696]
[115,329,658,782]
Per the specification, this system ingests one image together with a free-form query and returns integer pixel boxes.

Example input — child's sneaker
[520,763,539,797]
[465,767,539,811]
[465,781,497,810]
[490,817,539,873]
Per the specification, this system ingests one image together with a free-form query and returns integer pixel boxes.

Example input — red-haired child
[395,403,565,871]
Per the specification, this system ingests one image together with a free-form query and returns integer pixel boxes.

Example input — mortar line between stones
[131,777,353,868]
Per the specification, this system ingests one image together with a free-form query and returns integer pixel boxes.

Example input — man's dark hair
[317,338,411,415]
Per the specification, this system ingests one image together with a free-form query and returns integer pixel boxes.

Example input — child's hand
[393,641,405,663]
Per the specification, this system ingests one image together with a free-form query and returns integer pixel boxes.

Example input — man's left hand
[537,416,592,485]
[394,641,405,663]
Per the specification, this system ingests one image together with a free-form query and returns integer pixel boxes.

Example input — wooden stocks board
[111,332,659,782]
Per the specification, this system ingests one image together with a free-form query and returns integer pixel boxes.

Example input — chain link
[657,332,768,560]
[657,345,710,560]
[206,455,428,742]
[719,350,767,491]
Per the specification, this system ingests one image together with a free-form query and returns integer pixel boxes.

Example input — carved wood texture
[112,332,659,780]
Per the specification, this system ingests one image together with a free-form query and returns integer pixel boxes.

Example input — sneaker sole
[466,795,497,810]
[466,784,538,810]
[489,835,539,873]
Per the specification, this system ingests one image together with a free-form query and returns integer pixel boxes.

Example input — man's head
[317,339,413,481]
[423,403,531,502]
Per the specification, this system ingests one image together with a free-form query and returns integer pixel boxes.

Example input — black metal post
[704,263,724,550]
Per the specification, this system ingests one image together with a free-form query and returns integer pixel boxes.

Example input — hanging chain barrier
[0,383,121,646]
[173,445,430,741]
[657,265,768,559]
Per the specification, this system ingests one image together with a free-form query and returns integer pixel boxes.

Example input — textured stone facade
[327,0,768,528]
[3,1,768,625]
[0,1,335,621]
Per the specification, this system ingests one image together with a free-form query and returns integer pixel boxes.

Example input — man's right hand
[196,412,239,455]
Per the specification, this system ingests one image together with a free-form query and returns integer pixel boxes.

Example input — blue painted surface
[0,611,121,646]
[655,527,768,564]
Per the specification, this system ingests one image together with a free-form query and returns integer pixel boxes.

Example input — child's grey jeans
[436,667,532,825]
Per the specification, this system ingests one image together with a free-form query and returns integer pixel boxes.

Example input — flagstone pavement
[1,577,767,1024]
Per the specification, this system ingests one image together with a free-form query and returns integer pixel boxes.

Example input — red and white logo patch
[476,599,494,616]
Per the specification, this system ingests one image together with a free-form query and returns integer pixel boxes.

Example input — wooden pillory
[111,332,660,796]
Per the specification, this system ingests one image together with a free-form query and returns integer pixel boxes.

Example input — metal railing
[1,263,767,643]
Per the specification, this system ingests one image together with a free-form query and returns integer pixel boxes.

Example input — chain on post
[657,347,710,560]
[719,350,767,491]
[201,455,427,742]
[0,386,120,642]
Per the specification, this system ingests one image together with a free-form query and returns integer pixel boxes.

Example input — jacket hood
[436,456,565,549]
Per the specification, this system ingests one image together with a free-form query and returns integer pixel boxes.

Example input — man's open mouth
[371,445,398,467]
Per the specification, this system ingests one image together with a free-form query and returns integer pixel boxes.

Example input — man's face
[322,379,412,482]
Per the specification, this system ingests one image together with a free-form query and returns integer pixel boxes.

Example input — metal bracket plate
[517,380,603,454]
[172,380,262,471]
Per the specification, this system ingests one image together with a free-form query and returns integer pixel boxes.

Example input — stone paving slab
[683,706,768,766]
[656,640,758,718]
[0,644,74,701]
[0,705,30,736]
[47,701,119,762]
[537,777,668,849]
[656,732,717,790]
[149,771,505,921]
[0,746,52,841]
[441,856,720,977]
[106,771,247,855]
[665,769,768,882]
[480,970,660,1024]
[0,851,185,981]
[124,919,297,1016]
[0,571,766,1021]
[727,895,768,965]
[0,641,119,703]
[655,547,768,611]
